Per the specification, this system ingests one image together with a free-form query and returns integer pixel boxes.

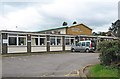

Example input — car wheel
[71,48,75,52]
[85,49,89,53]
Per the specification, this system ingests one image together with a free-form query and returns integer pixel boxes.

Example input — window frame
[31,35,46,46]
[8,34,27,46]
[39,36,46,46]
[50,36,62,46]
[31,36,39,46]
[65,37,75,45]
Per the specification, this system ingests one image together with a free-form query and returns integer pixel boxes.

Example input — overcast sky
[0,0,120,32]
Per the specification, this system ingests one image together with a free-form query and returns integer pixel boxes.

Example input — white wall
[57,29,66,34]
[65,45,71,50]
[8,46,27,53]
[31,46,46,52]
[50,46,62,51]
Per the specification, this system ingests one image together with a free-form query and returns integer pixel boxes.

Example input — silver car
[71,40,96,53]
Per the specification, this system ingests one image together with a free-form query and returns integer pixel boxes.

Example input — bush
[98,40,120,66]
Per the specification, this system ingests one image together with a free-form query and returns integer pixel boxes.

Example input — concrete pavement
[2,53,99,77]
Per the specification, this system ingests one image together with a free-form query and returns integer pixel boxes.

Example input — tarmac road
[2,53,99,77]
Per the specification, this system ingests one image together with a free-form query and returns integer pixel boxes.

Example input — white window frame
[50,36,62,46]
[39,36,46,46]
[31,35,46,46]
[65,37,75,45]
[8,36,17,46]
[56,37,62,45]
[8,34,27,46]
[31,36,39,46]
[18,35,27,46]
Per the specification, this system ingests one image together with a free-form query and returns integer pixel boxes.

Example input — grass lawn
[88,64,119,78]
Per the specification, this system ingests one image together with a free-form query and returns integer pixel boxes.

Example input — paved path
[2,53,99,77]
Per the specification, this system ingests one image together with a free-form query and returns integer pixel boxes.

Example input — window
[9,37,17,45]
[65,39,70,45]
[57,37,61,45]
[8,34,27,46]
[31,35,46,46]
[71,39,74,45]
[82,42,85,46]
[18,37,26,45]
[65,37,75,45]
[50,37,55,45]
[76,43,81,46]
[31,38,38,46]
[50,36,61,45]
[40,38,45,45]
[86,42,90,47]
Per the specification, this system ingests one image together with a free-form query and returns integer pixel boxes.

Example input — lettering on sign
[3,39,8,44]
[71,28,80,32]
[27,40,31,42]
[47,41,50,42]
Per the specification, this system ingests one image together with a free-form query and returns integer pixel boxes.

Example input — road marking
[65,70,80,77]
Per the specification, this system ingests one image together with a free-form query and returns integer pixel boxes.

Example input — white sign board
[3,39,8,44]
[27,40,31,42]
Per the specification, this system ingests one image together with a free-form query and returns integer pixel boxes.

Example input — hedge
[98,40,120,67]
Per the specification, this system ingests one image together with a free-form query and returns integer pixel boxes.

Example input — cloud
[0,6,43,31]
[0,0,119,32]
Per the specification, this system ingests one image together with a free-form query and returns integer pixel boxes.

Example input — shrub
[98,40,120,66]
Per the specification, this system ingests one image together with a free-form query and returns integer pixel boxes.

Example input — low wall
[65,45,71,50]
[31,46,46,52]
[50,46,62,51]
[8,46,27,53]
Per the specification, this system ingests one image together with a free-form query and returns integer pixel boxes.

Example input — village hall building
[0,24,117,54]
[39,24,92,35]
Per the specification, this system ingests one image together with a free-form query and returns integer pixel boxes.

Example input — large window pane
[57,39,61,45]
[71,39,74,45]
[9,37,17,45]
[31,38,38,45]
[86,42,90,47]
[65,39,70,45]
[82,42,85,46]
[18,37,26,45]
[50,37,55,45]
[40,38,45,45]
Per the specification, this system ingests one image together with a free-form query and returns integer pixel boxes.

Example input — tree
[62,22,68,26]
[98,41,120,66]
[109,20,120,37]
[73,21,77,25]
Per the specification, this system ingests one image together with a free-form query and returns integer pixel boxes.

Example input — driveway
[2,53,99,77]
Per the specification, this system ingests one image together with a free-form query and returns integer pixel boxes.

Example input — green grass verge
[89,64,119,78]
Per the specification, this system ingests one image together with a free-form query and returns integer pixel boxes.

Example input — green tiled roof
[37,23,92,33]
[37,26,68,32]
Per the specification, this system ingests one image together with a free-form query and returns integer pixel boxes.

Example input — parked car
[71,40,96,53]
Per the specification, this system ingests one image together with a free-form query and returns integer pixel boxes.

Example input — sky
[0,0,120,33]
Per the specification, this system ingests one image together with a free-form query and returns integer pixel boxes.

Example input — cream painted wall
[31,46,46,52]
[65,45,71,50]
[8,46,27,53]
[50,46,62,51]
[57,29,66,34]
